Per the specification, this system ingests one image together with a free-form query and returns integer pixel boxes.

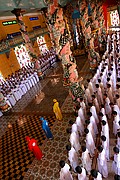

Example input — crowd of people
[0,47,57,116]
[39,47,57,72]
[59,31,120,180]
[0,65,39,116]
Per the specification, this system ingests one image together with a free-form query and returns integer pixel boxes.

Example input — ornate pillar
[79,0,100,70]
[46,0,84,100]
[11,9,43,78]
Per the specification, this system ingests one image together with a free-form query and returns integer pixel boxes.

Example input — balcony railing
[0,27,49,53]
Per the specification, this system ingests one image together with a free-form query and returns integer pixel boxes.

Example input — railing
[0,27,49,53]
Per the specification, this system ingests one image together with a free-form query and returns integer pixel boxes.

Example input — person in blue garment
[40,117,53,139]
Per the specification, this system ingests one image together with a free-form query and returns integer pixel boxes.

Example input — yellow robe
[53,102,62,120]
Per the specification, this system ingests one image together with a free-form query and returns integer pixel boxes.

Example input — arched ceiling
[0,0,72,17]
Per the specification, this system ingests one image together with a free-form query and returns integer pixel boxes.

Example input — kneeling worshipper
[75,166,87,180]
[91,169,102,180]
[112,147,120,176]
[66,144,79,172]
[97,146,108,178]
[59,160,73,180]
[25,136,43,160]
[40,117,53,139]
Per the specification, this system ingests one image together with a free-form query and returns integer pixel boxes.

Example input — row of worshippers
[0,65,39,114]
[38,47,57,69]
[59,32,120,180]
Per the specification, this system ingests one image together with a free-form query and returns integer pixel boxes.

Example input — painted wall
[0,49,20,78]
[44,34,52,50]
[0,13,51,78]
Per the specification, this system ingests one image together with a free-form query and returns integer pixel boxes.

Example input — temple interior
[0,0,120,180]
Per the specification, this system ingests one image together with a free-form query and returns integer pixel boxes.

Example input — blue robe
[42,120,53,139]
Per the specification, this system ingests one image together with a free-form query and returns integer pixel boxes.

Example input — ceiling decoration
[0,0,118,17]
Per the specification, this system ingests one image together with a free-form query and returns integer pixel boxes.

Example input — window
[37,36,48,55]
[14,44,31,68]
[29,17,38,21]
[110,10,119,26]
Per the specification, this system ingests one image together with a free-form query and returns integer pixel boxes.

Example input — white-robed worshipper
[85,120,95,142]
[71,123,79,138]
[81,146,92,173]
[88,112,98,135]
[84,128,96,157]
[91,169,102,180]
[106,77,113,92]
[92,95,100,113]
[78,105,85,125]
[80,97,87,118]
[113,111,120,136]
[95,84,103,105]
[76,116,84,136]
[99,112,108,123]
[101,120,109,143]
[6,91,16,107]
[89,103,99,124]
[101,135,109,161]
[104,94,112,119]
[117,132,120,150]
[75,166,87,180]
[84,87,92,105]
[116,95,120,109]
[66,144,79,172]
[87,79,94,94]
[112,147,120,176]
[97,146,108,178]
[106,84,114,103]
[98,79,104,95]
[100,104,105,115]
[116,84,120,96]
[59,160,73,180]
[110,103,120,117]
[69,132,81,152]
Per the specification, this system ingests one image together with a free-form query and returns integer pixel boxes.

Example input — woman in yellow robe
[53,99,62,120]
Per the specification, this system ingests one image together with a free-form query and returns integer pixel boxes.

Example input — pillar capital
[11,8,22,17]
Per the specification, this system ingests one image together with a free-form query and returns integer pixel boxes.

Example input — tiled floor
[0,56,115,179]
